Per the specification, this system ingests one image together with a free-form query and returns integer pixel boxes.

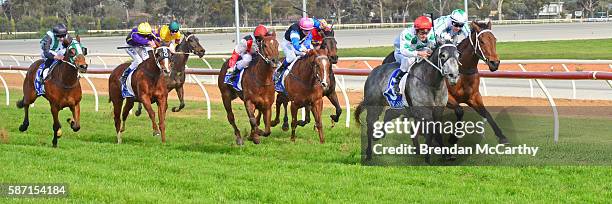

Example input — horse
[279,49,332,143]
[271,29,342,131]
[381,21,509,145]
[355,42,460,163]
[134,32,206,116]
[17,36,89,147]
[109,46,173,144]
[218,32,280,145]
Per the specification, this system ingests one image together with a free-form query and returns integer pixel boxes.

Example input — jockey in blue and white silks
[40,23,71,73]
[433,9,470,45]
[276,17,330,79]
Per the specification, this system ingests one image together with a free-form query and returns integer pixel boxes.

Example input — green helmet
[169,21,181,32]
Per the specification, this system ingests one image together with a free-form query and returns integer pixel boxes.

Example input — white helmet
[450,9,467,24]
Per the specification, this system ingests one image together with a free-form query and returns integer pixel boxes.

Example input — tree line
[0,0,609,33]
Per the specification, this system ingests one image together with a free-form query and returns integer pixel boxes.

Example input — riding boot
[120,66,132,86]
[230,66,241,83]
[275,60,289,81]
[393,70,406,94]
[42,59,54,81]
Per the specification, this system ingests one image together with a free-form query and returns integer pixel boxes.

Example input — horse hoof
[172,107,180,112]
[134,110,141,117]
[153,131,161,137]
[290,137,296,142]
[236,138,244,146]
[498,137,510,145]
[271,120,279,127]
[19,123,29,132]
[330,115,339,123]
[282,124,289,132]
[56,129,63,137]
[248,136,260,144]
[297,121,307,127]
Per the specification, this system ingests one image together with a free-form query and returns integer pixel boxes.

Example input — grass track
[0,90,611,202]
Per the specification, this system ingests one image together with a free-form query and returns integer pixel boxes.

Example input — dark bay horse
[218,33,280,145]
[135,32,206,115]
[272,29,342,130]
[356,42,460,163]
[281,49,332,143]
[17,37,89,147]
[109,46,173,144]
[381,21,509,145]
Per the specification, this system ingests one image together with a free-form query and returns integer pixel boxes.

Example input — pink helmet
[299,17,314,31]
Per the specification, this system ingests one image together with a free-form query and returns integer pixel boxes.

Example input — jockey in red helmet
[227,24,270,82]
[390,15,437,94]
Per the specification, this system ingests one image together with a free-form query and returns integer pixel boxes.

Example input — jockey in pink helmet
[276,17,328,80]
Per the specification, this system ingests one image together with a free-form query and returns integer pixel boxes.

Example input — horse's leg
[157,97,168,143]
[17,88,38,132]
[121,100,135,133]
[289,102,299,142]
[297,105,311,127]
[468,97,509,144]
[112,98,124,144]
[67,103,81,132]
[281,99,290,131]
[446,98,462,147]
[377,108,403,141]
[261,106,272,137]
[327,91,342,126]
[50,105,62,148]
[271,94,282,127]
[222,95,242,145]
[432,106,454,160]
[244,100,260,144]
[172,86,186,112]
[134,103,143,116]
[364,105,383,160]
[312,99,325,144]
[140,98,160,137]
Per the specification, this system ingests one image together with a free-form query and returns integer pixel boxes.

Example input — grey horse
[355,42,460,163]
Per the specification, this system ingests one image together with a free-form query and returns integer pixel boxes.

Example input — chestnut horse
[218,33,280,145]
[109,46,173,144]
[279,49,332,143]
[17,37,88,147]
[381,21,509,145]
[134,32,206,115]
[272,29,342,130]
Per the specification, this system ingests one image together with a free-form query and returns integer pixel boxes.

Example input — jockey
[276,17,329,79]
[311,19,331,48]
[154,21,182,52]
[40,23,72,72]
[433,9,470,45]
[120,22,157,87]
[227,24,269,82]
[391,16,436,93]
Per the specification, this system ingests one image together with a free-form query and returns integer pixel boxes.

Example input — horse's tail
[354,100,366,126]
[16,98,24,109]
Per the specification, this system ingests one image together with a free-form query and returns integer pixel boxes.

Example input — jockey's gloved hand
[53,55,64,60]
[299,47,308,52]
[442,33,452,41]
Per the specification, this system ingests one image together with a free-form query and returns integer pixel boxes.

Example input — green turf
[1,90,611,202]
[336,38,612,60]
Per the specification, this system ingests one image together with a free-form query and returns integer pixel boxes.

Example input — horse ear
[76,35,81,43]
[470,20,481,32]
[487,20,492,29]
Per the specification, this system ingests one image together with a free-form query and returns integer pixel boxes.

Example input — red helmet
[254,25,268,38]
[414,16,433,30]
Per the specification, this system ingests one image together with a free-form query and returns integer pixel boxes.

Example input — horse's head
[179,32,206,58]
[308,49,332,89]
[153,46,173,75]
[470,20,500,72]
[63,36,88,73]
[257,31,280,68]
[434,42,460,85]
[320,29,338,64]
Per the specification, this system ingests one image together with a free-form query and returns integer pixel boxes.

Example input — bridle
[469,29,494,62]
[421,44,457,76]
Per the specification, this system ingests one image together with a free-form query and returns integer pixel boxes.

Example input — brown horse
[280,49,332,143]
[446,21,509,145]
[381,21,508,145]
[272,29,342,130]
[218,33,280,145]
[109,46,173,144]
[17,37,89,147]
[134,32,206,115]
